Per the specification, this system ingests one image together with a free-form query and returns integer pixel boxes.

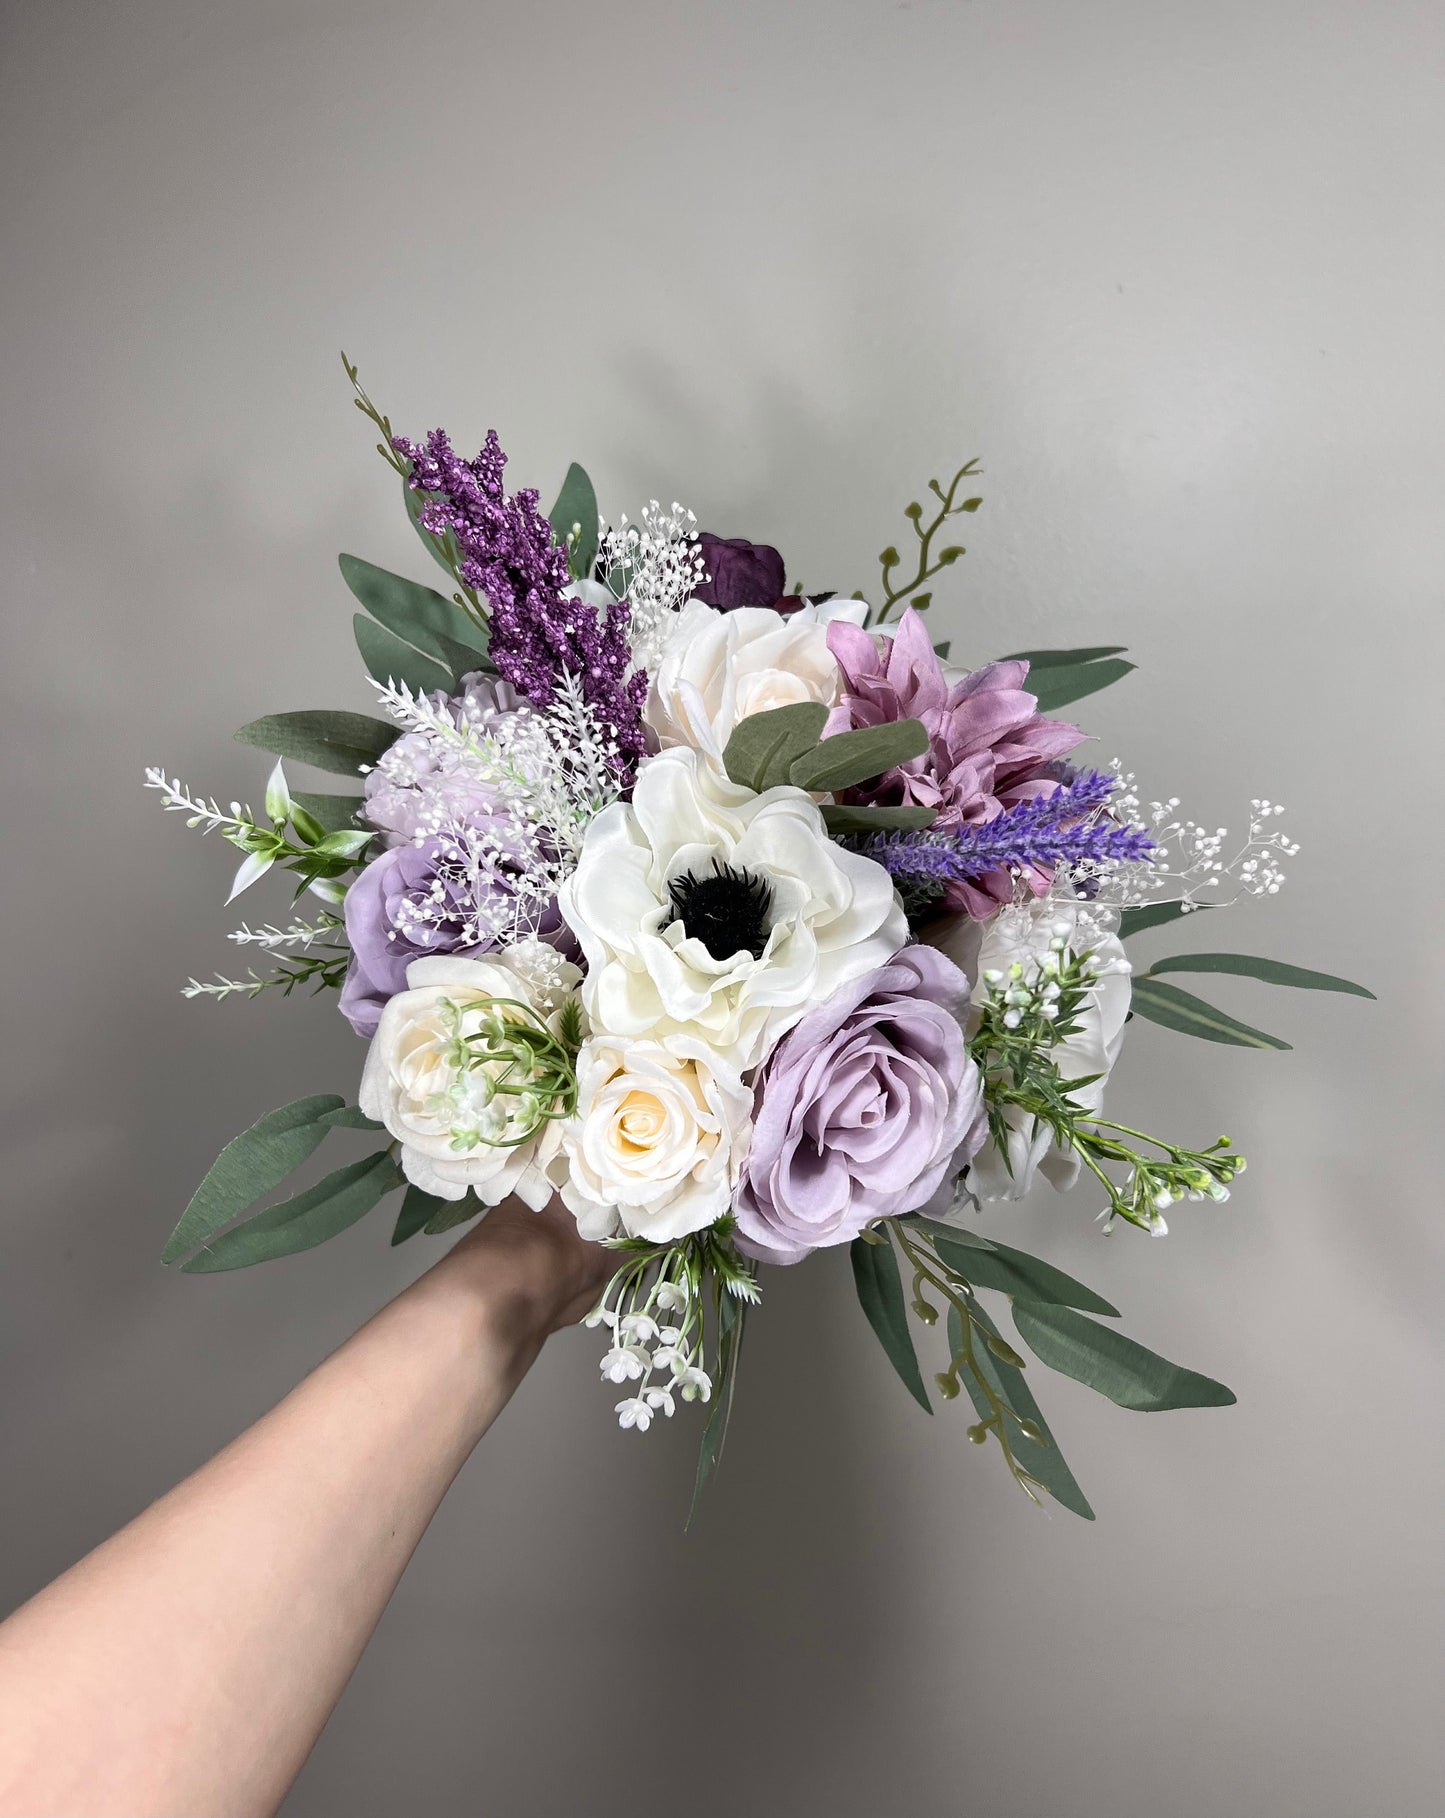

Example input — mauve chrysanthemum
[824,608,1086,919]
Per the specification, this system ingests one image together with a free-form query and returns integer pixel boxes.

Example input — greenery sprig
[872,460,983,624]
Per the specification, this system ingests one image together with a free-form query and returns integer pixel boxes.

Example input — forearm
[0,1208,584,1818]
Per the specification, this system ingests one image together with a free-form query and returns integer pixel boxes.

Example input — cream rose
[962,900,1132,1202]
[644,599,869,770]
[556,1035,751,1243]
[559,746,908,1074]
[358,951,582,1207]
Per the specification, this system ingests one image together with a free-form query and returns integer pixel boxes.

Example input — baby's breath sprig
[972,934,1246,1234]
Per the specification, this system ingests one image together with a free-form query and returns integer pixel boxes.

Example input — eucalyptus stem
[873,460,983,624]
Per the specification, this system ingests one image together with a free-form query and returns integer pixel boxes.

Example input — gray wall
[3,3,1442,1815]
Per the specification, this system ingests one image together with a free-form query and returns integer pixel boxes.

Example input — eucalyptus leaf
[291,792,362,836]
[352,614,453,698]
[933,640,951,660]
[1131,977,1291,1050]
[430,629,493,680]
[999,645,1128,668]
[722,702,829,793]
[548,462,600,580]
[339,553,490,664]
[235,711,396,778]
[951,1302,1094,1519]
[821,803,938,835]
[688,1292,747,1527]
[1012,1302,1236,1411]
[1027,658,1135,713]
[1118,901,1211,940]
[932,1233,1120,1317]
[391,1185,443,1246]
[1145,952,1374,999]
[899,1214,995,1253]
[402,477,461,579]
[850,1232,930,1413]
[161,1094,344,1264]
[791,718,929,794]
[318,1105,384,1131]
[423,1193,486,1236]
[182,1150,402,1273]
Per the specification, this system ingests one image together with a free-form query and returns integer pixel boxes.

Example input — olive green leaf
[1144,952,1374,999]
[235,711,396,778]
[723,702,829,793]
[1012,1302,1235,1411]
[790,718,929,794]
[851,1231,931,1413]
[182,1150,402,1273]
[1131,977,1291,1049]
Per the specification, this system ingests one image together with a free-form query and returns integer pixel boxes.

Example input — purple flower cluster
[861,770,1156,910]
[393,427,646,765]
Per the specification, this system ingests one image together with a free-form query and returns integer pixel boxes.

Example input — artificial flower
[693,532,788,610]
[734,945,987,1265]
[560,746,907,1072]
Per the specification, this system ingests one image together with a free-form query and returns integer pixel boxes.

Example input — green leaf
[899,1214,995,1253]
[1118,901,1211,940]
[429,629,493,680]
[318,1105,384,1130]
[182,1150,402,1273]
[352,614,453,698]
[1027,659,1135,713]
[1131,976,1291,1049]
[1012,1301,1235,1412]
[339,552,489,663]
[688,1293,747,1528]
[235,711,396,778]
[391,1184,442,1246]
[161,1094,344,1264]
[790,718,930,794]
[722,702,829,793]
[290,792,362,836]
[932,640,951,660]
[952,1301,1094,1519]
[1144,952,1374,999]
[548,462,600,581]
[821,803,939,835]
[850,1232,931,1414]
[932,1233,1120,1317]
[999,645,1128,668]
[422,1193,486,1236]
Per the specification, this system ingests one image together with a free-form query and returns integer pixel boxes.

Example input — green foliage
[181,1151,402,1273]
[318,1105,384,1130]
[931,1231,1121,1317]
[1001,644,1129,668]
[1012,1302,1235,1412]
[850,1230,931,1413]
[1118,901,1211,939]
[548,462,600,581]
[1143,952,1374,999]
[162,1094,343,1263]
[789,719,929,793]
[391,1185,443,1246]
[235,710,396,778]
[722,702,829,793]
[422,1193,486,1236]
[1130,976,1291,1049]
[290,792,362,836]
[338,553,490,669]
[688,1290,748,1528]
[352,614,453,697]
[820,803,938,835]
[1025,658,1134,713]
[874,462,983,624]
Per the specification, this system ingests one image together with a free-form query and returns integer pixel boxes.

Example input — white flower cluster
[599,499,708,671]
[1092,764,1300,910]
[587,1274,712,1433]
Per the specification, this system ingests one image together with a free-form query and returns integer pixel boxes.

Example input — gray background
[3,3,1442,1815]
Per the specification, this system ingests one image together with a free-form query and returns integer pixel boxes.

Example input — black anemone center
[666,861,774,962]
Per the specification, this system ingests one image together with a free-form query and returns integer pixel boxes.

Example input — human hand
[438,1194,617,1339]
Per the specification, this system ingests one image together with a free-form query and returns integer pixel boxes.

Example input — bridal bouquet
[146,358,1370,1519]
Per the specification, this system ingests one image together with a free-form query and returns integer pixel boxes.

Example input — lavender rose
[733,944,987,1266]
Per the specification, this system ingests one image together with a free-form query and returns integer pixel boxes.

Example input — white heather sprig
[1084,764,1301,910]
[598,500,707,670]
[228,915,344,950]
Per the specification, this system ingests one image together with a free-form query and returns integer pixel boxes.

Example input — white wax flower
[965,900,1132,1202]
[358,951,582,1206]
[644,599,869,771]
[556,1034,752,1244]
[559,746,907,1073]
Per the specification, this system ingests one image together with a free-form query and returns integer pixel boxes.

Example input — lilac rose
[733,945,988,1266]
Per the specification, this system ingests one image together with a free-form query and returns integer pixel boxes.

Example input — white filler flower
[644,599,868,770]
[557,1034,752,1243]
[359,951,582,1206]
[560,746,907,1073]
[965,900,1132,1203]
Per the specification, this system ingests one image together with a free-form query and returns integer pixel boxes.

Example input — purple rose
[338,837,476,1037]
[694,533,788,611]
[733,945,988,1266]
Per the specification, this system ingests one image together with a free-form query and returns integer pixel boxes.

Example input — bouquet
[146,357,1370,1519]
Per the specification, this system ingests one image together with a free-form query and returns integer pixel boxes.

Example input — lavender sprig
[393,427,646,769]
[860,771,1155,907]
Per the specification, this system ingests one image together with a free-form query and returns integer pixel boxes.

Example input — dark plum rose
[694,533,788,611]
[733,945,987,1266]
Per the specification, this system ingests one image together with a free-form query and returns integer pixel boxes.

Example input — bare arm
[0,1198,612,1818]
